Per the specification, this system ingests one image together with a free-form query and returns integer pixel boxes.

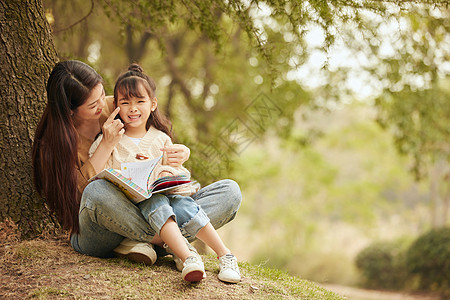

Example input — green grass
[1,239,346,300]
[30,287,72,298]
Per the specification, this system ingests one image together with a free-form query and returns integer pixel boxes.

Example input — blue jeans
[138,193,210,239]
[163,194,210,240]
[70,179,241,258]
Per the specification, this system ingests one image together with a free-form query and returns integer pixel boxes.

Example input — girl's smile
[127,114,141,121]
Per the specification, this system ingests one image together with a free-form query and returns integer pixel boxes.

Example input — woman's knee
[82,180,127,209]
[212,179,242,227]
[222,179,242,212]
[83,179,109,198]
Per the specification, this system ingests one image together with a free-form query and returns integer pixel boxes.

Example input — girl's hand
[158,171,173,178]
[160,144,190,167]
[102,107,125,148]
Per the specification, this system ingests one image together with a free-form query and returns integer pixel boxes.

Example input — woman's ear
[151,97,158,112]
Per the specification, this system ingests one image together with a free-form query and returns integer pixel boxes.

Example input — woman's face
[72,83,105,122]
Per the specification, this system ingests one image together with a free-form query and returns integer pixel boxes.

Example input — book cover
[88,156,193,203]
[89,168,151,203]
[150,175,192,193]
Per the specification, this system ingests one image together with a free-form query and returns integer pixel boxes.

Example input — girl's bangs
[117,77,151,99]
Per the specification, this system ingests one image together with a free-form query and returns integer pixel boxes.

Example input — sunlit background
[44,0,449,296]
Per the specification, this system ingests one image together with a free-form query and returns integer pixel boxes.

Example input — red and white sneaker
[182,255,205,282]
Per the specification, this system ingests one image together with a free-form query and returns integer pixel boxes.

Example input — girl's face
[117,83,157,135]
[72,83,105,122]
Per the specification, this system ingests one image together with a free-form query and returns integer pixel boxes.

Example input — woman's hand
[89,107,124,173]
[101,107,125,148]
[161,144,190,167]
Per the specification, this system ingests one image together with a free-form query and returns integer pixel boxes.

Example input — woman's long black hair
[32,60,102,234]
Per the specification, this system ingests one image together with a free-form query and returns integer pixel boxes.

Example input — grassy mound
[0,236,345,299]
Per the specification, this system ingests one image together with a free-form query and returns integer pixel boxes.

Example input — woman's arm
[90,107,124,173]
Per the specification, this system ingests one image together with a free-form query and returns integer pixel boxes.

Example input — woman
[32,60,241,265]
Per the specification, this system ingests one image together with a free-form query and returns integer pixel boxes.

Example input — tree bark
[0,0,58,237]
[125,24,152,63]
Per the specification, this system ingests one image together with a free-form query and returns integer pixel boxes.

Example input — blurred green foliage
[225,104,431,285]
[355,240,409,290]
[321,6,450,179]
[370,8,450,181]
[355,228,450,295]
[368,8,450,229]
[406,227,450,295]
[326,6,450,228]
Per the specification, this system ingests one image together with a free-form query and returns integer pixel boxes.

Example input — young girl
[89,64,241,284]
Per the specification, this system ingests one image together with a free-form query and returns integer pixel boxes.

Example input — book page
[121,156,162,191]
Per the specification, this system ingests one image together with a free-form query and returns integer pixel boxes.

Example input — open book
[88,156,193,203]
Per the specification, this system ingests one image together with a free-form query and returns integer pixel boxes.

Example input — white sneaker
[164,238,200,272]
[182,255,205,282]
[218,254,241,283]
[113,238,157,266]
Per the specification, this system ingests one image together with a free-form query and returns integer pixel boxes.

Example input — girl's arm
[161,143,190,167]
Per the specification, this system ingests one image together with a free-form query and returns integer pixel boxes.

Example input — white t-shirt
[127,136,142,146]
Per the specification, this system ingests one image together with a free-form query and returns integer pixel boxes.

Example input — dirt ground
[0,220,442,300]
[0,221,344,299]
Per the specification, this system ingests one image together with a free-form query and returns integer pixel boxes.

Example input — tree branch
[163,35,192,103]
[53,0,94,33]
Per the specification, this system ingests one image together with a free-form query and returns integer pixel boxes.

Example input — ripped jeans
[70,179,241,258]
[140,193,210,239]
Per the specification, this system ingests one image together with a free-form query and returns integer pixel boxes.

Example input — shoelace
[221,254,239,273]
[185,255,199,263]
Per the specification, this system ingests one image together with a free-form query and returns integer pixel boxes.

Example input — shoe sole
[119,252,155,266]
[218,276,240,284]
[183,270,204,282]
[114,245,157,266]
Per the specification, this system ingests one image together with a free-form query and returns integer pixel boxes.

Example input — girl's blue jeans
[70,179,241,258]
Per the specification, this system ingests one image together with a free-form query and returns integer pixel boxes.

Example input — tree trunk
[0,0,58,237]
